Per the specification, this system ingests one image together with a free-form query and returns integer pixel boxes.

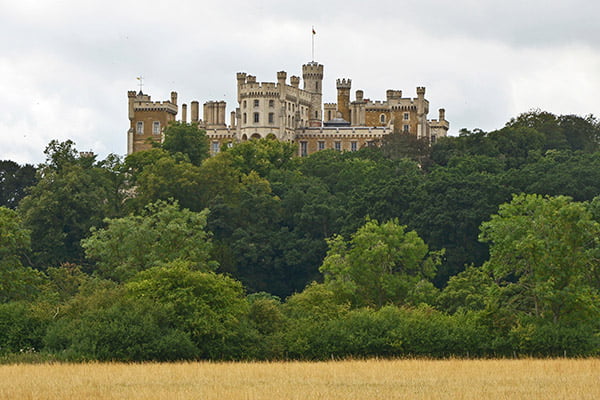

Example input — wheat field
[0,358,598,399]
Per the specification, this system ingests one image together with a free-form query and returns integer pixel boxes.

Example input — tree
[82,200,216,282]
[18,141,124,268]
[44,285,198,361]
[0,207,45,302]
[160,122,209,166]
[126,261,251,359]
[320,218,442,308]
[380,131,432,167]
[0,160,37,209]
[124,151,205,213]
[223,138,297,177]
[406,155,512,285]
[479,194,600,324]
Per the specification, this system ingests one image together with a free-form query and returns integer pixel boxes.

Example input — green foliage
[380,132,432,167]
[0,160,37,209]
[126,261,253,359]
[44,286,198,361]
[82,200,216,281]
[160,122,209,166]
[223,138,297,177]
[320,218,442,308]
[0,301,51,355]
[282,305,493,359]
[0,207,45,302]
[480,194,600,324]
[437,265,494,314]
[123,149,205,213]
[19,141,124,268]
[407,155,512,285]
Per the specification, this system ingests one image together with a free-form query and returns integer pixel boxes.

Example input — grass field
[0,358,598,399]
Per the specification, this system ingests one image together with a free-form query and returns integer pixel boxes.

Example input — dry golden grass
[0,358,598,399]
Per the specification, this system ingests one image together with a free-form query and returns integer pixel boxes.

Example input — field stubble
[0,358,598,399]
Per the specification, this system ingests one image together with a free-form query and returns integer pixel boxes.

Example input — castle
[127,62,449,156]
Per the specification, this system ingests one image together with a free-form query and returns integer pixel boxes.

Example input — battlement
[366,100,388,106]
[386,90,403,100]
[133,101,178,115]
[417,86,426,96]
[236,72,248,84]
[277,71,287,81]
[336,78,352,89]
[302,62,324,79]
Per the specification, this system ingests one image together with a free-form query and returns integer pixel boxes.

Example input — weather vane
[136,76,144,92]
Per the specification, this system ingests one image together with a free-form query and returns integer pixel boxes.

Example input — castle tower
[336,78,352,123]
[302,62,324,127]
[127,90,178,155]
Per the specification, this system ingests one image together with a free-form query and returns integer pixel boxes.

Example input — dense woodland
[1,110,600,361]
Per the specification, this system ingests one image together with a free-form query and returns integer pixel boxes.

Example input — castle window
[292,116,295,127]
[300,141,308,157]
[212,141,220,154]
[269,100,274,108]
[152,121,160,135]
[351,141,358,152]
[287,115,291,127]
[254,112,260,123]
[268,113,274,124]
[404,112,409,120]
[315,111,318,119]
[334,141,341,151]
[328,110,332,121]
[318,141,325,151]
[316,81,319,91]
[431,134,437,143]
[403,124,409,132]
[243,100,247,108]
[254,99,259,107]
[136,121,143,134]
[380,114,386,124]
[243,113,247,124]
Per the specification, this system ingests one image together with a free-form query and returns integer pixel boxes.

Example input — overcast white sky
[2,0,600,165]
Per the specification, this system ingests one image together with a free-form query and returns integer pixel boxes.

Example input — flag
[312,27,316,35]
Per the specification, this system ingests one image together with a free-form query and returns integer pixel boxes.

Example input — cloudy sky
[2,0,600,165]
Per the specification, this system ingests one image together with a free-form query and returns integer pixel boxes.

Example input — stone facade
[127,91,178,154]
[126,62,449,157]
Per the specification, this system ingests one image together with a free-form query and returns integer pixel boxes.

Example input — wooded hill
[1,110,599,361]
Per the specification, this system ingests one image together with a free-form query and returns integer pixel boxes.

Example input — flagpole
[311,26,315,62]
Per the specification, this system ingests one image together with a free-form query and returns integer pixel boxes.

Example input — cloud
[2,0,600,164]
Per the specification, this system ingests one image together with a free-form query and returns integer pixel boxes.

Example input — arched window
[380,114,386,124]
